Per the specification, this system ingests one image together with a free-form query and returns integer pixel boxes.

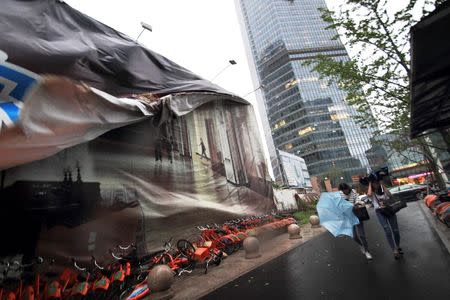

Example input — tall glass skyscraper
[235,0,373,181]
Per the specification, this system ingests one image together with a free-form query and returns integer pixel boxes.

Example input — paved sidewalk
[170,224,326,300]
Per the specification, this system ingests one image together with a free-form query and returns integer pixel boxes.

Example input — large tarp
[0,89,274,264]
[0,0,233,97]
[410,1,450,138]
[0,0,274,267]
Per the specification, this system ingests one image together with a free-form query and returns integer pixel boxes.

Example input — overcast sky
[64,0,408,103]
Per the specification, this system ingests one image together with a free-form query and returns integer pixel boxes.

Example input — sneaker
[397,247,404,254]
[364,251,373,260]
[393,250,401,260]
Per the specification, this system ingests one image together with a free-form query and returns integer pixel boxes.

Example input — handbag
[353,205,370,221]
[378,193,407,216]
[381,200,406,216]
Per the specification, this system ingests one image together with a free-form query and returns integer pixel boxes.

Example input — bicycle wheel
[176,239,195,258]
[187,234,205,247]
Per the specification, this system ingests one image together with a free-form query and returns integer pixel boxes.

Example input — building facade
[365,134,429,184]
[235,0,373,181]
[278,150,311,189]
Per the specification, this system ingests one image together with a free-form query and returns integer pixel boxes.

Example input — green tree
[305,0,447,187]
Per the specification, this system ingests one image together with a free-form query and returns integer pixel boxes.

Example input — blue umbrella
[316,192,359,238]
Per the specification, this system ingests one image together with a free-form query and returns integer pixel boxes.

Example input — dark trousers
[353,222,368,250]
[376,209,401,250]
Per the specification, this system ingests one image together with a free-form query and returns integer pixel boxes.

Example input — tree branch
[372,5,411,76]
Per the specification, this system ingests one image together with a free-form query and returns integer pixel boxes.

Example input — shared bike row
[0,213,296,300]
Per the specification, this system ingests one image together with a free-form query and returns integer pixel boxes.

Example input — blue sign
[0,60,40,127]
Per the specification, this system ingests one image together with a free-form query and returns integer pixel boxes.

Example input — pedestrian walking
[339,183,372,260]
[199,137,207,159]
[367,178,403,259]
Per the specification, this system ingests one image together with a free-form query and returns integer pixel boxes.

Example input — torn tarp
[0,0,275,267]
[0,87,274,262]
[0,74,248,171]
[0,76,158,170]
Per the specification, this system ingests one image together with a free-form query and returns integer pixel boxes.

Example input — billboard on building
[278,150,311,189]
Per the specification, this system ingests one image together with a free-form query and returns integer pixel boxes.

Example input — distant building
[235,0,373,182]
[277,150,311,189]
[365,134,429,184]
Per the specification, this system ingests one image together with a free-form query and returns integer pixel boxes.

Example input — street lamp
[210,60,237,82]
[243,84,266,98]
[136,21,152,42]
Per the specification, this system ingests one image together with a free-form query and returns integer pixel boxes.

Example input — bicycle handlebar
[109,249,124,260]
[117,243,135,251]
[163,237,174,251]
[91,256,104,270]
[72,259,87,272]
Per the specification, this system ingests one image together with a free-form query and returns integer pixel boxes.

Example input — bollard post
[243,236,261,259]
[287,224,302,239]
[309,215,320,228]
[147,265,175,300]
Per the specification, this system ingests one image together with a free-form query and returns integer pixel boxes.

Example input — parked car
[389,184,427,202]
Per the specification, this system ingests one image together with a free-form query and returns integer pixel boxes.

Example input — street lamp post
[136,22,152,42]
[243,84,266,98]
[210,60,237,82]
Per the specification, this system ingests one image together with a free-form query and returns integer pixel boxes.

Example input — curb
[418,201,450,254]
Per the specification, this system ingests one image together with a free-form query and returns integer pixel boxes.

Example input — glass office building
[235,0,373,180]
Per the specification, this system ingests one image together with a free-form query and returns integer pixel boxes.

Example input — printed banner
[0,93,274,266]
[0,61,40,130]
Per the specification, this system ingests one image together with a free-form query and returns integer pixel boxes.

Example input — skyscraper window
[236,0,373,180]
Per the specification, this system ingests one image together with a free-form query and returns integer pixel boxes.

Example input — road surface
[202,201,450,300]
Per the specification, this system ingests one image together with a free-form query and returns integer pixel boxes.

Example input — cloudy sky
[63,0,409,103]
[64,0,257,104]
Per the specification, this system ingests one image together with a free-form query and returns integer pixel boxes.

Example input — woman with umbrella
[339,183,372,260]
